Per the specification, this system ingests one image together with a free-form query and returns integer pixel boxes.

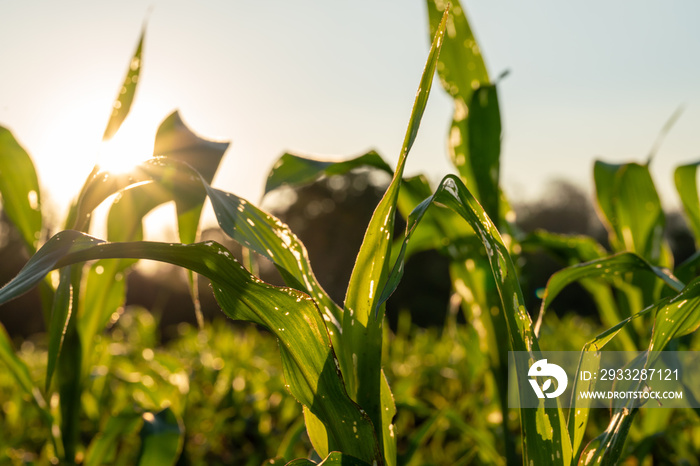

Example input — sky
[1,1,699,236]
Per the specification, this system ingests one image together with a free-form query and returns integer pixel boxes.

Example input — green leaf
[265,150,392,194]
[426,0,489,98]
[79,112,228,365]
[426,0,497,216]
[341,8,448,459]
[45,267,73,391]
[103,28,144,141]
[382,174,572,465]
[57,270,82,464]
[467,84,501,220]
[395,175,474,261]
[0,125,42,252]
[521,230,607,264]
[649,276,700,352]
[0,230,383,464]
[572,277,700,463]
[674,161,700,247]
[593,161,666,265]
[536,252,684,331]
[137,408,183,466]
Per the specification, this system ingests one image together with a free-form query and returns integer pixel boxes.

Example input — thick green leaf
[382,174,571,465]
[0,230,382,463]
[674,161,700,246]
[265,150,392,194]
[593,161,666,265]
[426,0,489,100]
[340,9,448,460]
[103,29,144,141]
[0,126,42,252]
[467,84,501,220]
[426,0,498,218]
[136,408,183,466]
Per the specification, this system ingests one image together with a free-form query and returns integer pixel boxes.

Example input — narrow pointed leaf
[0,126,42,252]
[341,9,448,459]
[103,29,144,141]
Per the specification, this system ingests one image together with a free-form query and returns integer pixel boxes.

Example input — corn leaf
[341,9,448,462]
[103,28,144,141]
[0,230,382,463]
[426,0,498,216]
[674,161,700,247]
[466,84,501,220]
[0,126,42,252]
[79,112,228,374]
[537,252,684,327]
[45,267,73,391]
[264,150,392,194]
[521,230,607,264]
[649,276,700,351]
[593,161,666,265]
[382,174,572,464]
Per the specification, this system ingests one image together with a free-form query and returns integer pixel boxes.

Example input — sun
[97,111,158,176]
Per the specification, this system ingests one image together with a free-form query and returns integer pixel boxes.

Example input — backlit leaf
[382,174,572,465]
[265,150,392,194]
[0,230,382,464]
[0,126,42,252]
[103,29,144,141]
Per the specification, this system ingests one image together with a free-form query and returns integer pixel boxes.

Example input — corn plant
[262,1,700,464]
[0,9,458,466]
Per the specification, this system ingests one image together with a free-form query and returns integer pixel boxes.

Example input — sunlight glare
[97,115,155,175]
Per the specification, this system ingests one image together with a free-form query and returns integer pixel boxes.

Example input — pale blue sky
[1,1,699,231]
